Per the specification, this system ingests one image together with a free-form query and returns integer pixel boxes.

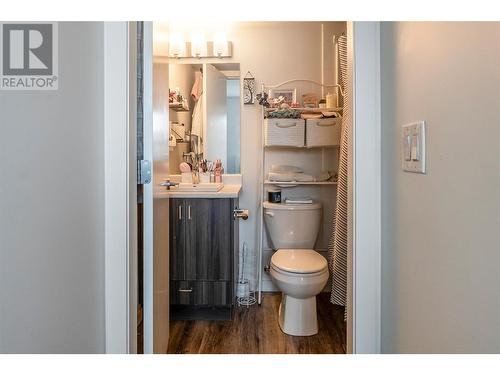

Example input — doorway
[103,20,382,354]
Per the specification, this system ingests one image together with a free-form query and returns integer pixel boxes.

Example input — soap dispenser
[214,159,223,183]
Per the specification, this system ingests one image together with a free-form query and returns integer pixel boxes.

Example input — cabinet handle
[316,121,337,127]
[188,205,191,220]
[178,288,193,293]
[275,122,297,128]
[178,205,182,220]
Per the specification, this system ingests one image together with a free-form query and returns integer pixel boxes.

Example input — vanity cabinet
[169,198,238,320]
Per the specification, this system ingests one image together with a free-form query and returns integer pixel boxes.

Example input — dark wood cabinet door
[184,198,211,280]
[170,198,235,316]
[169,198,186,280]
[184,198,232,281]
[208,199,232,281]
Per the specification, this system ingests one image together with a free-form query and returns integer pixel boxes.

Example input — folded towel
[270,165,303,174]
[317,170,337,182]
[268,172,315,182]
[285,197,313,204]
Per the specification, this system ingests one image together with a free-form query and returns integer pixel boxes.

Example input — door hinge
[138,160,151,185]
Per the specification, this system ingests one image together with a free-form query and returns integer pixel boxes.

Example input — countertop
[156,184,242,199]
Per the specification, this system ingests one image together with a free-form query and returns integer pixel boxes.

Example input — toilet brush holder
[236,280,250,298]
[237,242,257,307]
[236,280,256,307]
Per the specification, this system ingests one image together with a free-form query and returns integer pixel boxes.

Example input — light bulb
[213,31,228,57]
[191,31,207,58]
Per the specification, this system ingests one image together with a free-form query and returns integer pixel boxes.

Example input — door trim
[104,21,137,354]
[349,21,382,354]
[142,20,154,355]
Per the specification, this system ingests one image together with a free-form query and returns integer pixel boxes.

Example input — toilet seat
[271,249,328,274]
[270,263,328,280]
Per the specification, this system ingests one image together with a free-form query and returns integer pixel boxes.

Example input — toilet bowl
[263,201,329,336]
[270,249,329,336]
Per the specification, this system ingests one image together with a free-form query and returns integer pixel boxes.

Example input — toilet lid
[271,249,328,274]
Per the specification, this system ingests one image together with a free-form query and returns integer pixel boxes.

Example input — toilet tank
[263,201,322,249]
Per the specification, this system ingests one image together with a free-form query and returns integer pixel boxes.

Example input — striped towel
[329,34,349,319]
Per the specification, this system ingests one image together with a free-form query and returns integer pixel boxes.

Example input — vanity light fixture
[167,31,232,59]
[169,31,186,58]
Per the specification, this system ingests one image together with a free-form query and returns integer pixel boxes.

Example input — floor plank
[167,292,346,354]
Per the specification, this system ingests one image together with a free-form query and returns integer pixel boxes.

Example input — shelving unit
[264,180,338,186]
[256,79,344,305]
[265,107,342,113]
[264,144,340,150]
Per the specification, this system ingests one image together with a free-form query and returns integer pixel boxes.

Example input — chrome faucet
[160,180,179,190]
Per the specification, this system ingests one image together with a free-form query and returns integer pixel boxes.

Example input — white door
[203,64,227,166]
[142,22,170,354]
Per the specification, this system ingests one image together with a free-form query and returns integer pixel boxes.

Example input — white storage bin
[264,118,305,147]
[305,117,342,147]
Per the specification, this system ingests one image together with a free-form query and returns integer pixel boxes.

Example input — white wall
[0,22,105,353]
[381,22,500,353]
[204,63,228,167]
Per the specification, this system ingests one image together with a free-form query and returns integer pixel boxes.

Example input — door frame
[103,21,138,354]
[348,21,382,353]
[103,21,382,354]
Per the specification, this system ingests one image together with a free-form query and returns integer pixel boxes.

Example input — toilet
[263,201,329,336]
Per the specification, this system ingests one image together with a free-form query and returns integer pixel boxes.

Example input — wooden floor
[167,292,346,354]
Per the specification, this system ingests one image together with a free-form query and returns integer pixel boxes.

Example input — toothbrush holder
[199,172,211,183]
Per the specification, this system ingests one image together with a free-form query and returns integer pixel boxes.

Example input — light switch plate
[402,121,426,173]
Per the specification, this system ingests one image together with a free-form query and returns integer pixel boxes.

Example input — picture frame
[268,88,297,105]
[243,73,256,105]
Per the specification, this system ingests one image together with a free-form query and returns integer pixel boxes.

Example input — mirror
[168,62,241,174]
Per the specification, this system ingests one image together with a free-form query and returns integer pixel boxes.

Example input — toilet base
[278,293,318,336]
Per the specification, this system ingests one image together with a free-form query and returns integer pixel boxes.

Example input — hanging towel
[190,71,204,155]
[329,34,349,319]
[191,71,203,101]
[191,94,204,155]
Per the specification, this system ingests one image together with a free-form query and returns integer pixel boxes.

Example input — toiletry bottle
[214,160,222,183]
[326,92,335,108]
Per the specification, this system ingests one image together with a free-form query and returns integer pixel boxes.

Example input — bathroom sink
[172,182,224,192]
